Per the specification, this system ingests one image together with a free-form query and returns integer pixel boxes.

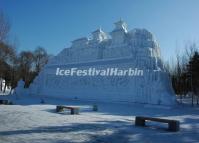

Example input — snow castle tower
[28,20,176,105]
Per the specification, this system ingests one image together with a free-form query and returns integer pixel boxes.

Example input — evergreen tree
[186,51,199,105]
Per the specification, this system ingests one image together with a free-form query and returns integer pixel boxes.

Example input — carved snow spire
[71,37,88,48]
[110,19,128,45]
[113,19,128,33]
[92,28,107,42]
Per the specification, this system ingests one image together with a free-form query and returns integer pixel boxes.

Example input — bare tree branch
[0,11,10,42]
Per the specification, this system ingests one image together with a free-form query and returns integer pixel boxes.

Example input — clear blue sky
[1,0,199,61]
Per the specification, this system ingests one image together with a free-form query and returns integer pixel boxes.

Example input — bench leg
[56,106,64,112]
[93,105,98,111]
[168,121,180,132]
[135,117,145,126]
[71,109,79,115]
[71,109,74,115]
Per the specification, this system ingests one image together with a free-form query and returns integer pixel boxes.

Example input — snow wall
[27,20,176,105]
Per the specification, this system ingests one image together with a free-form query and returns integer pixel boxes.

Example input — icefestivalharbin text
[56,67,144,76]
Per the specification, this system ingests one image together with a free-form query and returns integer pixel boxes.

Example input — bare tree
[0,11,10,42]
[18,51,34,88]
[185,43,198,61]
[0,42,16,92]
[33,47,48,74]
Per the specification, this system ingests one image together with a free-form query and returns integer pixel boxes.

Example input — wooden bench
[56,105,79,115]
[135,116,180,132]
[0,100,12,105]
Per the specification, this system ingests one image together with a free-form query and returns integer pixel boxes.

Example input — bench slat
[137,116,177,123]
[135,116,180,132]
[56,105,79,115]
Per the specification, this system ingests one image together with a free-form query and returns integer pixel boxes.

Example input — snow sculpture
[27,20,176,105]
[15,79,25,97]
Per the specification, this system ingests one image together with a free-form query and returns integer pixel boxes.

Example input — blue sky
[1,0,199,61]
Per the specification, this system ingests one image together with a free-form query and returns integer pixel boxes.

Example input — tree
[0,42,16,92]
[33,47,48,74]
[0,11,10,42]
[16,47,50,88]
[187,51,199,105]
[18,51,34,88]
[167,42,199,106]
[0,60,10,91]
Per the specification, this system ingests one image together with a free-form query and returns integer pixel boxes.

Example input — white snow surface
[0,96,199,143]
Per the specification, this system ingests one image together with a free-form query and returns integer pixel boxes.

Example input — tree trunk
[192,93,194,107]
[9,88,13,95]
[0,80,2,91]
[3,81,6,93]
[180,94,182,104]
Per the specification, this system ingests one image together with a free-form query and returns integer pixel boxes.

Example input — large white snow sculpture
[28,20,176,105]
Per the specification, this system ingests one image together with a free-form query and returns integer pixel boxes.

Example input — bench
[0,100,12,105]
[56,105,79,115]
[135,116,180,132]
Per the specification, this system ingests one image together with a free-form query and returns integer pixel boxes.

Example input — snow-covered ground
[0,96,199,143]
